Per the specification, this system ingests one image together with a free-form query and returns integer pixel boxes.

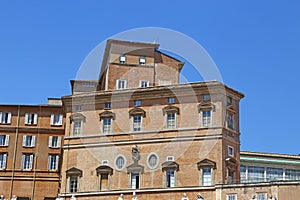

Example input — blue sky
[1,1,300,155]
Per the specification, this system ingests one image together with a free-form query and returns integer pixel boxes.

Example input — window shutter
[0,112,2,123]
[59,114,63,125]
[55,155,59,170]
[29,154,33,169]
[48,155,51,170]
[31,136,36,147]
[57,136,62,147]
[7,112,12,124]
[5,135,9,146]
[33,113,38,125]
[2,153,7,169]
[22,136,27,147]
[21,154,25,169]
[48,136,53,147]
[24,113,29,124]
[50,114,54,125]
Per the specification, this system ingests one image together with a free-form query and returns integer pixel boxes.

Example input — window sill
[23,146,35,148]
[24,124,38,126]
[51,124,63,127]
[49,146,60,149]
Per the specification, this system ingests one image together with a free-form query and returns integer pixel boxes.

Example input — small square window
[104,103,111,109]
[139,56,146,65]
[102,160,108,165]
[116,79,128,90]
[167,156,174,161]
[120,55,126,64]
[203,94,211,101]
[227,194,237,200]
[228,146,234,157]
[134,100,141,107]
[168,97,175,104]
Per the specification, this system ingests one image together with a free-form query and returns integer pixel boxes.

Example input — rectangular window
[139,80,150,88]
[134,100,141,107]
[139,56,146,65]
[22,154,34,170]
[227,96,233,106]
[285,169,300,180]
[0,135,10,146]
[227,194,237,200]
[133,115,142,132]
[48,136,62,148]
[257,193,266,200]
[73,121,82,135]
[75,105,82,111]
[116,79,128,90]
[166,169,175,187]
[248,166,264,182]
[202,168,212,186]
[167,156,174,161]
[167,113,176,128]
[202,110,212,127]
[119,55,126,64]
[168,97,175,104]
[240,165,247,183]
[104,103,111,109]
[267,167,283,181]
[102,160,108,165]
[203,94,211,101]
[50,114,63,126]
[0,153,7,169]
[103,118,112,133]
[227,112,234,129]
[24,113,38,125]
[48,155,59,170]
[228,146,234,157]
[0,112,12,124]
[70,176,78,192]
[131,172,140,189]
[22,135,36,147]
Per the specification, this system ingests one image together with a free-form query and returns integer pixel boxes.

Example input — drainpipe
[10,105,20,199]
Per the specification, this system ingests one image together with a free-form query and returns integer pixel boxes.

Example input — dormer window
[119,55,126,64]
[139,56,146,65]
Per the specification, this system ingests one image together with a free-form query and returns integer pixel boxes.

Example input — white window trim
[0,112,12,124]
[0,135,10,146]
[72,120,83,136]
[116,79,128,90]
[21,154,34,170]
[48,154,59,170]
[226,194,237,200]
[202,168,213,186]
[102,160,108,165]
[167,156,174,161]
[69,175,79,193]
[147,153,159,169]
[131,115,143,132]
[115,155,126,171]
[139,80,150,88]
[24,113,38,125]
[166,169,175,187]
[102,118,113,134]
[228,146,234,157]
[50,114,63,126]
[139,56,146,65]
[0,153,7,170]
[119,55,126,63]
[131,172,140,189]
[48,136,62,148]
[200,110,212,127]
[22,135,36,147]
[165,113,177,129]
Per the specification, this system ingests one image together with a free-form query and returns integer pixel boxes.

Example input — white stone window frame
[102,160,109,165]
[147,153,159,170]
[165,112,177,129]
[228,145,234,157]
[139,56,146,65]
[131,115,143,132]
[24,113,38,125]
[202,168,212,186]
[116,79,128,90]
[50,114,63,126]
[139,80,150,88]
[226,194,237,200]
[200,109,213,127]
[0,135,10,146]
[0,112,12,124]
[102,118,113,134]
[167,156,174,161]
[119,55,126,63]
[114,155,126,171]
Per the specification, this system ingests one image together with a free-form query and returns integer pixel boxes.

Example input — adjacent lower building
[0,99,65,200]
